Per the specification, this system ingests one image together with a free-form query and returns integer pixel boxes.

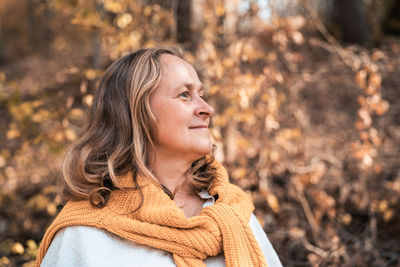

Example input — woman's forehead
[159,54,202,88]
[160,54,196,74]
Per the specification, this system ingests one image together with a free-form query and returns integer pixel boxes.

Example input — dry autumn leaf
[355,69,367,89]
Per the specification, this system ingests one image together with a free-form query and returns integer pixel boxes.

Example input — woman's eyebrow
[174,82,203,91]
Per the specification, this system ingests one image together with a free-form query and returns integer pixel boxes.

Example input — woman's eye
[179,91,190,98]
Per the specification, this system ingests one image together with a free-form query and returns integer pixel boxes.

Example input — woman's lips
[189,125,208,129]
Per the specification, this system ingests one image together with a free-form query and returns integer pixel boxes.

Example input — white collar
[197,190,216,207]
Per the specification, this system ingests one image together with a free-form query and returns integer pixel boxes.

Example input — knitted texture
[35,161,268,267]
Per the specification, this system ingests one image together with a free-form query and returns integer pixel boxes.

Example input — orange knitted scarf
[35,162,267,267]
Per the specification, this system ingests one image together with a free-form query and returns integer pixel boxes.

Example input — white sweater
[42,191,283,267]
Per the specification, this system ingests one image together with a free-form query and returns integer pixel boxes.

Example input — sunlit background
[0,0,399,266]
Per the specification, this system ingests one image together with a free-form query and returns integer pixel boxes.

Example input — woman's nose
[195,98,214,117]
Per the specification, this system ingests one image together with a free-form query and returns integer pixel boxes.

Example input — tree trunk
[26,0,53,54]
[90,1,104,70]
[175,0,193,44]
[330,0,370,44]
[0,20,5,64]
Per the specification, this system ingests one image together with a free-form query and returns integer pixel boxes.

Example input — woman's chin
[190,145,213,160]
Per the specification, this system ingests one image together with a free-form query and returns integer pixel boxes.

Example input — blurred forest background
[0,0,399,266]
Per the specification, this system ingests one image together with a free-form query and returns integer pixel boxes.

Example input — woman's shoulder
[41,225,176,267]
[248,214,283,267]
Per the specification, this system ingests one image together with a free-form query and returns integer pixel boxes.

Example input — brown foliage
[0,0,399,266]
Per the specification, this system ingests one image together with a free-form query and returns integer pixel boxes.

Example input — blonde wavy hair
[62,48,217,208]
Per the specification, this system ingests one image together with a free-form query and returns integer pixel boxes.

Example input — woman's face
[150,54,214,161]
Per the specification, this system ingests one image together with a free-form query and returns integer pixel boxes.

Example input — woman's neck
[150,155,205,217]
[150,155,193,196]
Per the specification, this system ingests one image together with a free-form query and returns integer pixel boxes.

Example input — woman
[35,48,282,267]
